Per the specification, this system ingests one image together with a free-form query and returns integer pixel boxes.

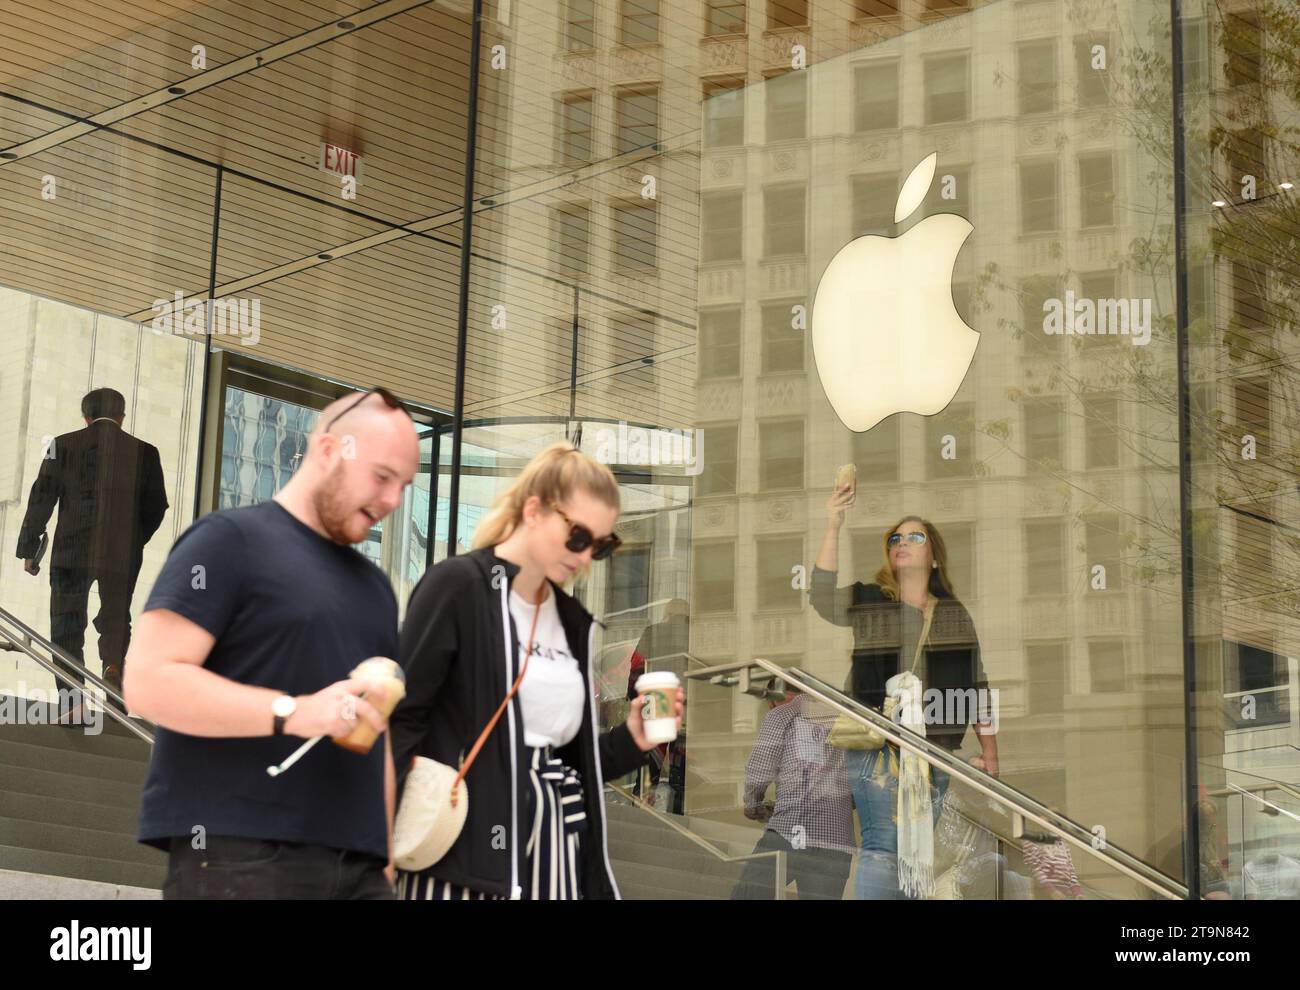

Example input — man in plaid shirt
[730,686,855,899]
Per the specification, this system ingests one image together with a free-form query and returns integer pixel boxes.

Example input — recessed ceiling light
[479,197,496,206]
[338,20,355,29]
[168,86,186,95]
[0,152,16,160]
[641,356,655,365]
[1212,200,1227,207]
[1280,182,1294,190]
[318,253,333,261]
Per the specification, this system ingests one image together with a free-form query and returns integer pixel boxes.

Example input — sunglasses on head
[887,531,928,549]
[549,502,621,561]
[324,386,410,434]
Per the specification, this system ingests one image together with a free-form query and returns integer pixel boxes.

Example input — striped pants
[396,746,587,901]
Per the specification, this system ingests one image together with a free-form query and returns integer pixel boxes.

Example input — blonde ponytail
[472,441,620,550]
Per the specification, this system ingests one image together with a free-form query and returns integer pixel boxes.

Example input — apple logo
[812,152,979,433]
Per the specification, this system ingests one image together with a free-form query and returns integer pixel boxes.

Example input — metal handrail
[608,782,789,898]
[685,657,1187,900]
[0,605,154,744]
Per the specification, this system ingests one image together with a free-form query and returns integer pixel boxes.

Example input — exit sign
[319,142,363,182]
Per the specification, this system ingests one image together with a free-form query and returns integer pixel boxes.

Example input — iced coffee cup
[635,671,680,745]
[333,657,407,755]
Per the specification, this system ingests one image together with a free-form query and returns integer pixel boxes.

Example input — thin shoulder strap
[908,597,938,675]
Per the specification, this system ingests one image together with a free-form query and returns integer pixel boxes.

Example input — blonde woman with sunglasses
[390,441,683,900]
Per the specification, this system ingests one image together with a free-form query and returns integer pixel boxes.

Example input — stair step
[0,719,152,761]
[0,737,149,784]
[610,859,740,899]
[3,790,138,834]
[0,763,143,809]
[0,843,164,891]
[0,816,162,866]
[0,866,160,899]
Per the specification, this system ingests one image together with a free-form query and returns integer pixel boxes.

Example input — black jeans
[730,829,853,901]
[163,836,393,900]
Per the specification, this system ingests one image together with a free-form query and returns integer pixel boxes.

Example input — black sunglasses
[549,502,621,561]
[324,386,410,434]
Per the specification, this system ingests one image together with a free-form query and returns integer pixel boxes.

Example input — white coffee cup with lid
[634,671,680,745]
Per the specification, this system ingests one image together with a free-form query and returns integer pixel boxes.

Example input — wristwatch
[271,695,297,736]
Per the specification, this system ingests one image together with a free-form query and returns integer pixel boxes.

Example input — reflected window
[1234,376,1270,460]
[1027,643,1066,715]
[611,309,657,361]
[852,174,897,237]
[608,544,652,615]
[700,308,742,379]
[552,202,590,277]
[1079,153,1115,227]
[702,191,744,263]
[694,542,736,613]
[765,70,807,141]
[761,301,804,372]
[612,200,658,271]
[1018,41,1057,114]
[1020,275,1060,356]
[1182,18,1209,93]
[1025,519,1065,595]
[559,93,595,165]
[1089,640,1126,693]
[1074,34,1111,107]
[697,424,739,495]
[854,62,899,132]
[564,0,595,51]
[768,0,808,29]
[616,87,659,153]
[757,536,804,610]
[851,417,899,483]
[763,185,806,257]
[1227,127,1267,192]
[1224,12,1263,89]
[925,54,969,124]
[706,0,746,36]
[1223,641,1289,729]
[704,78,746,147]
[1234,512,1273,574]
[926,402,974,479]
[621,0,660,45]
[1189,381,1218,464]
[1083,393,1120,469]
[545,316,575,388]
[1019,160,1059,233]
[1085,514,1123,591]
[854,0,901,21]
[943,521,976,599]
[1023,396,1064,474]
[759,419,804,490]
[1231,259,1266,329]
[1079,270,1120,347]
[922,0,971,16]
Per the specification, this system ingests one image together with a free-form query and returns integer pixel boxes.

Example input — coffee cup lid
[635,671,680,691]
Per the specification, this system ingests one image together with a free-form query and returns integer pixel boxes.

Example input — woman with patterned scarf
[811,484,999,900]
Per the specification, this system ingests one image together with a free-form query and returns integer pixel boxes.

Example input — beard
[313,462,366,545]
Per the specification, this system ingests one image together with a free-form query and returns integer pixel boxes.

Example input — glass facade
[1,0,1298,900]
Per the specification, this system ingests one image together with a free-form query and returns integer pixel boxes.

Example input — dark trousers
[163,836,393,900]
[49,564,139,686]
[730,829,853,900]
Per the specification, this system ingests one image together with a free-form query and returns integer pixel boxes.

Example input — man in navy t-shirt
[125,389,419,899]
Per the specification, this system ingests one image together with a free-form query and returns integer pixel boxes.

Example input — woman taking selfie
[812,476,997,900]
[389,442,683,900]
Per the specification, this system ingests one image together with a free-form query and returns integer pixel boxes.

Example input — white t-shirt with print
[509,586,586,749]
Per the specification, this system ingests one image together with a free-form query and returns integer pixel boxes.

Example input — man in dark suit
[16,388,169,695]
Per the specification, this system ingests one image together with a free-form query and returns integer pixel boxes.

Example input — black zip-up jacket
[390,547,646,899]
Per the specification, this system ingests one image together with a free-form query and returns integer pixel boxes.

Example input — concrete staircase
[0,703,164,896]
[604,793,766,900]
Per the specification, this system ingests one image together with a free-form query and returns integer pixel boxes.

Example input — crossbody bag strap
[450,585,544,804]
[908,597,938,675]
